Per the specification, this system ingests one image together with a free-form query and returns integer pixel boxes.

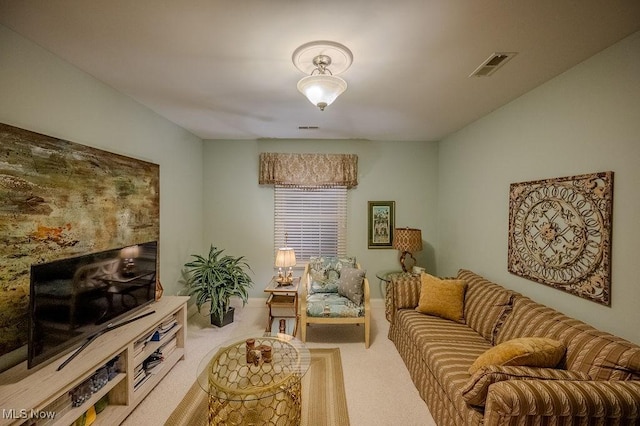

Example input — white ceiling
[1,1,640,141]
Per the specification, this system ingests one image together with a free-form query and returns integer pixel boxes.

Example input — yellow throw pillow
[468,337,566,375]
[415,273,467,323]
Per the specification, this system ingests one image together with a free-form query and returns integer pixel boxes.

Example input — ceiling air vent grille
[469,52,517,77]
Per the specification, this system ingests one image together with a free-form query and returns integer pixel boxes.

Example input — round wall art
[507,171,613,305]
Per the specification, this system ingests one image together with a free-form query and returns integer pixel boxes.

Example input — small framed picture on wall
[368,201,395,249]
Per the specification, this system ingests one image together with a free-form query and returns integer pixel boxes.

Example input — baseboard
[246,297,385,308]
[370,298,384,308]
[186,297,265,319]
[187,296,385,319]
[186,300,199,319]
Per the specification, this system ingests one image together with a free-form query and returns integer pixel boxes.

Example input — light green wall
[437,31,640,344]
[0,24,205,297]
[202,139,439,299]
[3,19,637,346]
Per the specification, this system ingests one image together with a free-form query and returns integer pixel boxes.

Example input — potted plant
[184,245,254,327]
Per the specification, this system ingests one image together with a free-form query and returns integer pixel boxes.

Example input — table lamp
[120,244,140,276]
[392,228,422,273]
[275,247,296,285]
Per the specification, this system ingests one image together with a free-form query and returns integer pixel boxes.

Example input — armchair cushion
[306,293,366,318]
[308,256,356,293]
[337,267,366,305]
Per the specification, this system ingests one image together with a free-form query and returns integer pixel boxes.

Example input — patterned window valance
[259,153,358,188]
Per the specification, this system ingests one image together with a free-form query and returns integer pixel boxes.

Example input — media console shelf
[0,296,189,426]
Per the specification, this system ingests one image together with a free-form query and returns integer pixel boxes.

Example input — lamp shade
[393,228,423,253]
[275,247,297,268]
[120,245,140,259]
[297,74,347,110]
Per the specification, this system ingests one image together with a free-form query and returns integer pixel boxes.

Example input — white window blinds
[274,185,347,263]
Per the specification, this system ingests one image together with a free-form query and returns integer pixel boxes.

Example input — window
[274,185,347,263]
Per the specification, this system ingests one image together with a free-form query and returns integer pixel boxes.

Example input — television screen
[28,241,157,369]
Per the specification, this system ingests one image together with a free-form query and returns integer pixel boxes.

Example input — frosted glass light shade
[297,74,347,110]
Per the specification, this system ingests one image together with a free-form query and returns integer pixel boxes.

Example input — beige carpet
[165,348,349,426]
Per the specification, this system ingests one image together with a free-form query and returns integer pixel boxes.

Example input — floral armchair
[300,256,370,348]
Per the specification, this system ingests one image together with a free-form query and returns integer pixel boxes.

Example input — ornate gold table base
[200,337,310,426]
[208,377,301,425]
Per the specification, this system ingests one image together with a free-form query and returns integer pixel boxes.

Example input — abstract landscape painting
[0,123,159,358]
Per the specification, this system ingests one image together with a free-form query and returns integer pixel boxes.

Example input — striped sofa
[387,269,640,425]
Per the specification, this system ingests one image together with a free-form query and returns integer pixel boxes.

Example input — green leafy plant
[184,245,254,325]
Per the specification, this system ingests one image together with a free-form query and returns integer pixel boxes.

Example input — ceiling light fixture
[292,41,353,111]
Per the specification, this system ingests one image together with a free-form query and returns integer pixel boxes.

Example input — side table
[264,276,300,337]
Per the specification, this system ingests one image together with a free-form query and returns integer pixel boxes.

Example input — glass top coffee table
[197,335,311,425]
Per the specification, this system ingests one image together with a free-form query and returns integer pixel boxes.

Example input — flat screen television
[28,241,158,369]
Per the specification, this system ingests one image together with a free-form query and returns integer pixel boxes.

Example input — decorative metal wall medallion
[508,172,613,305]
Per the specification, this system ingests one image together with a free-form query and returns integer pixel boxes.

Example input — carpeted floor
[165,348,349,426]
[122,302,435,426]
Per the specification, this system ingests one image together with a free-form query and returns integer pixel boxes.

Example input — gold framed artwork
[507,171,613,305]
[368,201,395,249]
[0,123,160,357]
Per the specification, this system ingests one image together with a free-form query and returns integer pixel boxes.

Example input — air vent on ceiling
[298,126,319,130]
[469,52,517,77]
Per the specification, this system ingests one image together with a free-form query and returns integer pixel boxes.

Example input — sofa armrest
[386,274,421,323]
[484,379,640,425]
[462,365,591,407]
